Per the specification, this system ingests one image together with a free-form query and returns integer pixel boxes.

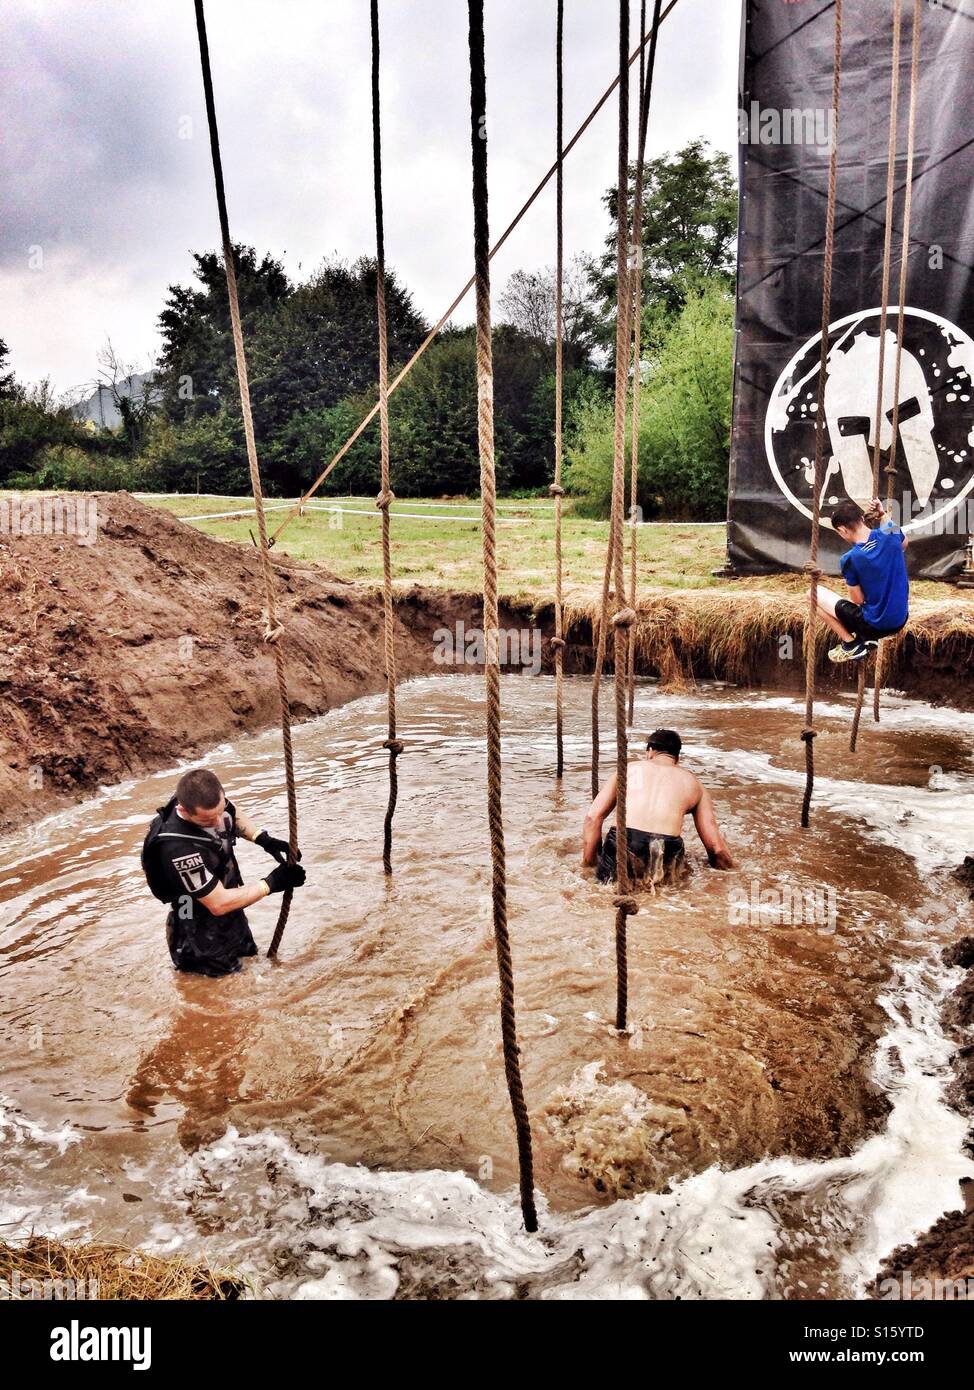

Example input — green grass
[140,493,957,603]
[141,493,733,600]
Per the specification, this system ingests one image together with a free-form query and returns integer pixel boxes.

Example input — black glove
[255,831,301,865]
[263,863,307,895]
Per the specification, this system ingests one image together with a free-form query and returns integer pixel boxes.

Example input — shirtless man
[582,728,734,884]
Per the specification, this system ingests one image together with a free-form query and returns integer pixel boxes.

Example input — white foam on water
[121,935,968,1301]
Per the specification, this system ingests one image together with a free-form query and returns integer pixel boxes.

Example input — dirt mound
[0,492,469,832]
[872,1197,974,1296]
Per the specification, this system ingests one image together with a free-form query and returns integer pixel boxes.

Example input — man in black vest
[143,767,305,977]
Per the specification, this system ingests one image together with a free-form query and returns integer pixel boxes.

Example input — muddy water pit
[1,676,972,1298]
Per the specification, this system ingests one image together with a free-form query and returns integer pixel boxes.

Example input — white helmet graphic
[765,306,974,532]
[823,328,939,507]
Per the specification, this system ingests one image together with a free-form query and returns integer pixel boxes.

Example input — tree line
[0,141,736,519]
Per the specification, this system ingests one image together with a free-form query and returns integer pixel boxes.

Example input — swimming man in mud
[141,767,306,977]
[582,728,734,885]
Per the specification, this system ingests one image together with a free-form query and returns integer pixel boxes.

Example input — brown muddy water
[1,675,972,1299]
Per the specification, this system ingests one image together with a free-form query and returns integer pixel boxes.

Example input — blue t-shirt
[839,527,909,631]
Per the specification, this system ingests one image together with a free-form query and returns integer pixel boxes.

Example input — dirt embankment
[0,492,489,832]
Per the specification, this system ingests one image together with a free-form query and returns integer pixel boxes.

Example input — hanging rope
[800,0,843,829]
[194,0,299,955]
[371,0,404,872]
[851,0,902,753]
[873,0,922,725]
[267,0,683,550]
[551,0,566,780]
[608,0,639,1031]
[592,0,664,792]
[467,0,537,1234]
[625,0,663,725]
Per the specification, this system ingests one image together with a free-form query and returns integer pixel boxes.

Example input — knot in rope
[548,483,566,498]
[550,636,566,653]
[613,895,639,917]
[383,737,405,757]
[800,728,817,743]
[262,619,285,645]
[802,561,823,579]
[375,489,396,510]
[611,606,637,629]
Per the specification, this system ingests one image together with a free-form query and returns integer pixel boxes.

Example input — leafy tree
[591,139,738,353]
[138,411,248,495]
[0,338,16,400]
[156,245,292,421]
[565,281,733,520]
[0,378,91,484]
[154,251,428,494]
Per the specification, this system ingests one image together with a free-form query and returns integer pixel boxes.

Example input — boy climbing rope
[141,768,305,977]
[816,498,910,663]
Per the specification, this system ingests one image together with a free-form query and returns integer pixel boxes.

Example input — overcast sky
[1,0,739,395]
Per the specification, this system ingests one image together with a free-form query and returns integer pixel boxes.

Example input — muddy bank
[0,492,491,832]
[4,492,974,833]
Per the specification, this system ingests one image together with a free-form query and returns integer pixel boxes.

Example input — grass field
[143,493,957,604]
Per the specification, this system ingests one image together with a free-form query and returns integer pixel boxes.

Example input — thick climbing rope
[467,0,537,1234]
[609,0,639,1031]
[625,0,663,726]
[800,0,843,829]
[873,0,922,726]
[267,0,682,550]
[850,0,903,754]
[194,0,299,955]
[592,0,664,793]
[551,0,566,780]
[371,0,404,872]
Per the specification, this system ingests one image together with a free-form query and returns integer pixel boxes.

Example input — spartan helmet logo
[765,307,974,531]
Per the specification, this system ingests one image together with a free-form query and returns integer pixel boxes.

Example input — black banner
[728,0,974,579]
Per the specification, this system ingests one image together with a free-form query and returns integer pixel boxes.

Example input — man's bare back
[626,758,703,837]
[582,728,734,875]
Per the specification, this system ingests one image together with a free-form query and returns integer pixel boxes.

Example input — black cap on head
[646,728,681,759]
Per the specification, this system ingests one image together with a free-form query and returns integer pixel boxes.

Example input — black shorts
[834,598,905,644]
[597,827,685,885]
[165,908,257,978]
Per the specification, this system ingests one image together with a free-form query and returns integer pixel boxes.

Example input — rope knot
[383,738,405,757]
[800,727,817,743]
[550,636,566,652]
[802,562,823,579]
[548,483,566,498]
[613,895,639,917]
[611,606,637,630]
[375,489,396,510]
[262,619,285,644]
